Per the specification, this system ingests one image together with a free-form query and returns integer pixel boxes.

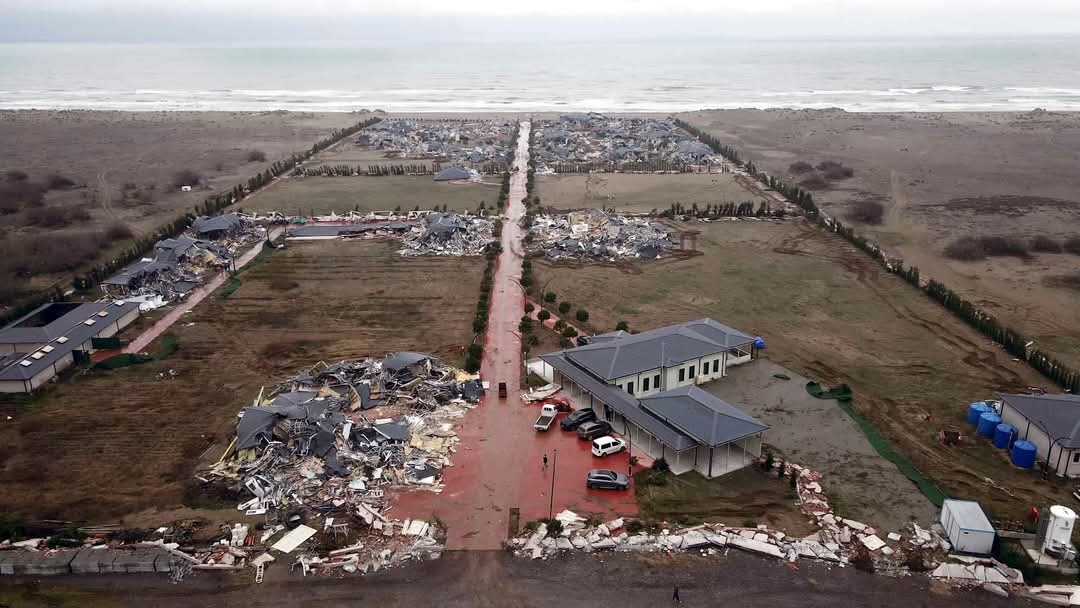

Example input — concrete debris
[534,115,722,172]
[528,209,675,261]
[400,212,496,257]
[356,119,514,168]
[860,535,886,552]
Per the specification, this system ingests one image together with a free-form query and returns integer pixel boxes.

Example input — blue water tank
[1011,440,1037,469]
[754,337,766,349]
[967,401,991,425]
[993,423,1018,449]
[977,412,1001,437]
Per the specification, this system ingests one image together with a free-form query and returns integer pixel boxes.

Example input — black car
[576,420,613,440]
[560,408,597,431]
[586,469,630,490]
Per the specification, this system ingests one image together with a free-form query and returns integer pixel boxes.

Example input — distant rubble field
[0,109,364,306]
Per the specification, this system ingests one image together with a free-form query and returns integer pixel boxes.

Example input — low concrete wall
[0,546,174,576]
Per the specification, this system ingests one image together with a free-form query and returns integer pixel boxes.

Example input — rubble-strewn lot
[534,114,718,171]
[537,173,769,213]
[527,209,675,261]
[532,219,1066,525]
[0,239,485,523]
[356,119,514,166]
[239,175,502,216]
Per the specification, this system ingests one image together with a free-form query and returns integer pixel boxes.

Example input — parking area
[394,393,638,545]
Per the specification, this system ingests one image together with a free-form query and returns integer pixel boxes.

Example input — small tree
[537,309,551,322]
[562,326,578,338]
[575,309,589,323]
[789,468,798,492]
[763,451,774,473]
[524,302,535,314]
[519,318,533,333]
[554,319,566,331]
[544,291,557,303]
[527,333,539,346]
[776,458,786,479]
[615,320,629,332]
[558,301,571,315]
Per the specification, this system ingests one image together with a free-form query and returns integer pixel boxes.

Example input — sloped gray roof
[192,213,242,235]
[382,351,432,372]
[1001,393,1080,448]
[639,386,767,447]
[433,167,471,181]
[563,319,754,380]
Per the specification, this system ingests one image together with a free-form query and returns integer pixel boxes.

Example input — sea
[2,37,1080,113]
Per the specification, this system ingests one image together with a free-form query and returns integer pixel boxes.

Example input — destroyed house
[192,213,243,239]
[0,301,140,392]
[101,236,209,295]
[532,319,764,477]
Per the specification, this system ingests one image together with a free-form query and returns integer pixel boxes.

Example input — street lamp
[548,449,558,520]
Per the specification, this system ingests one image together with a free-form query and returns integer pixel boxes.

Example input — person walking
[542,454,548,471]
[672,585,681,604]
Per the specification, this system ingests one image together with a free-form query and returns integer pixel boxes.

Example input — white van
[591,435,627,457]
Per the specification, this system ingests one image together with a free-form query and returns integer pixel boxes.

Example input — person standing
[543,454,549,471]
[672,585,681,604]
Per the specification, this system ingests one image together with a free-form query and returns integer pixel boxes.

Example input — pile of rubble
[512,460,1026,599]
[528,210,675,260]
[102,213,265,309]
[0,515,444,581]
[534,114,719,172]
[357,119,513,165]
[400,212,496,256]
[198,353,480,545]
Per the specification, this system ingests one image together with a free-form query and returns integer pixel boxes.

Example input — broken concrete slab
[727,535,784,560]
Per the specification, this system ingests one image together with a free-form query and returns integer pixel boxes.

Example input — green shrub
[524,302,535,314]
[575,309,589,323]
[625,520,645,533]
[537,309,551,322]
[562,326,578,338]
[544,291,557,303]
[615,320,629,332]
[558,302,571,315]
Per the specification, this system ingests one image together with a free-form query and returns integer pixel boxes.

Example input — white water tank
[1042,505,1077,559]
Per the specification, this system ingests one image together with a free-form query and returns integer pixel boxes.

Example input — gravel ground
[704,358,939,533]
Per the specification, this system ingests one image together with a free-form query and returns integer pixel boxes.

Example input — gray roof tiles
[639,386,768,447]
[564,319,754,380]
[1001,393,1080,448]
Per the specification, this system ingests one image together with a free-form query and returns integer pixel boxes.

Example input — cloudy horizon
[3,0,1080,43]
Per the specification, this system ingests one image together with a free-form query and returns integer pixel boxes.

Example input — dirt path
[0,551,1025,607]
[122,226,282,354]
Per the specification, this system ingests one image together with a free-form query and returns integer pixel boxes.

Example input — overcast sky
[4,0,1080,43]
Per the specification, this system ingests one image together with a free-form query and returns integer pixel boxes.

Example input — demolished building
[200,353,482,536]
[357,119,514,168]
[534,114,721,172]
[527,209,675,260]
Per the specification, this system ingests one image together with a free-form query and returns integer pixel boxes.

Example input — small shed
[940,499,995,555]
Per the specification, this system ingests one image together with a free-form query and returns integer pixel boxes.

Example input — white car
[591,435,627,457]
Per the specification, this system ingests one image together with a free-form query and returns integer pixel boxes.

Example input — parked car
[534,404,559,431]
[591,435,627,457]
[576,420,613,440]
[560,408,596,431]
[586,469,630,490]
[498,382,507,399]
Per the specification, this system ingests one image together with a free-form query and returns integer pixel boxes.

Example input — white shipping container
[940,499,995,556]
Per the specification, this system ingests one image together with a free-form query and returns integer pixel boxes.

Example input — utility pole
[548,449,557,520]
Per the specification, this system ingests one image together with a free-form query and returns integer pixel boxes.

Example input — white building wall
[1002,404,1080,477]
[0,380,29,393]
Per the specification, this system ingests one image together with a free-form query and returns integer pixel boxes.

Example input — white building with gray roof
[531,319,766,477]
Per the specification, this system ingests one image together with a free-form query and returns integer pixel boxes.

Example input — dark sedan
[576,420,613,440]
[586,469,630,490]
[560,408,597,431]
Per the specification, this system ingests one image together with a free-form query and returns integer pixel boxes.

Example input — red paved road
[396,123,636,549]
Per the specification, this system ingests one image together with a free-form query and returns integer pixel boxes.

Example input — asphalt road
[2,551,1028,608]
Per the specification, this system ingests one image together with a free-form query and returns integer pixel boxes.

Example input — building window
[625,381,634,394]
[689,365,696,379]
[678,368,685,382]
[714,360,721,374]
[654,374,661,390]
[642,377,650,392]
[1074,452,1080,464]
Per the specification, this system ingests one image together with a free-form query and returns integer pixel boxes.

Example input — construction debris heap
[528,209,675,260]
[535,114,719,172]
[357,119,514,166]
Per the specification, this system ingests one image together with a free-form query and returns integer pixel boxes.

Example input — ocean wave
[1005,87,1080,96]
